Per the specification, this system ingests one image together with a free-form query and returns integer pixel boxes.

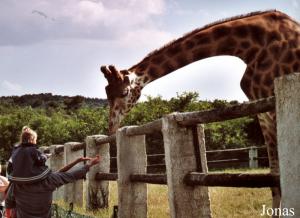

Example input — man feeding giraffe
[100,10,300,212]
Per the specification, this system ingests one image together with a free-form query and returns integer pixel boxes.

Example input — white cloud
[62,0,105,26]
[292,0,299,8]
[119,28,173,49]
[129,0,165,15]
[0,0,167,45]
[1,80,23,92]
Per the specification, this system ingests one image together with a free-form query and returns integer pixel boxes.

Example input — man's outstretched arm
[57,157,93,172]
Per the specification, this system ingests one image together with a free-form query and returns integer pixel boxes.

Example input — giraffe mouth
[105,84,128,103]
[121,88,129,97]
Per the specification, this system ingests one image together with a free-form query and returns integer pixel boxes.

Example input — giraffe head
[101,65,142,134]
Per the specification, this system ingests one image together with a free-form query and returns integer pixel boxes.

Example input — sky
[0,0,299,102]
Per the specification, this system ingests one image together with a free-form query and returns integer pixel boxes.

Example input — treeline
[0,92,264,161]
[0,93,107,109]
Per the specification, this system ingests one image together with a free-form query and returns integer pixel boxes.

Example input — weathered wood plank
[130,174,167,184]
[95,173,118,181]
[174,96,275,126]
[95,134,116,145]
[125,119,162,136]
[71,142,85,151]
[54,145,64,154]
[184,172,280,187]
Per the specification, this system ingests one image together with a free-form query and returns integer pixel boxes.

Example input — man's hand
[87,155,101,168]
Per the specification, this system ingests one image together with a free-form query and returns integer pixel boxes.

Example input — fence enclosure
[110,145,268,173]
[40,73,299,218]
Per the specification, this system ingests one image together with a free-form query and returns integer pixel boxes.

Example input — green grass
[55,168,272,218]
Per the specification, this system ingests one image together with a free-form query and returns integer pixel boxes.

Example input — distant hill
[0,93,107,109]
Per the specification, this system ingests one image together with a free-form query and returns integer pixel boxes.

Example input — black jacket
[7,143,51,184]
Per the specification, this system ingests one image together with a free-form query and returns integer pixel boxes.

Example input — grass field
[56,168,272,218]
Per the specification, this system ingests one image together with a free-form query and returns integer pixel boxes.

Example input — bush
[0,92,264,161]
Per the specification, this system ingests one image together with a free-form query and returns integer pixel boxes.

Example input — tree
[0,92,264,161]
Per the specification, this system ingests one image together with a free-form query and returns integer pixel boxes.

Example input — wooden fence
[108,146,268,174]
[0,146,269,176]
[206,146,268,169]
[38,73,299,217]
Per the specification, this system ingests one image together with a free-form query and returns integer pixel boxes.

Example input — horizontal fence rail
[123,173,280,188]
[95,172,118,181]
[174,96,275,126]
[94,172,281,188]
[95,134,116,146]
[54,145,64,154]
[43,144,64,154]
[130,174,167,185]
[71,143,85,151]
[43,144,268,174]
[43,145,268,174]
[108,146,268,173]
[125,119,163,136]
[95,171,278,188]
[184,172,280,187]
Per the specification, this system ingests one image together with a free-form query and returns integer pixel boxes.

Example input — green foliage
[123,91,263,154]
[122,95,171,126]
[0,92,264,161]
[122,92,212,126]
[205,118,253,150]
[0,103,109,161]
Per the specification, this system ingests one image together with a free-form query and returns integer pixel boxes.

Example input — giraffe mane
[129,9,287,71]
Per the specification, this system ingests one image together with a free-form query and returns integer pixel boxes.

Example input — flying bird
[32,10,48,19]
[32,10,56,21]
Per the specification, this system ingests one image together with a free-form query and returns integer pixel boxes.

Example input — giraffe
[101,10,300,211]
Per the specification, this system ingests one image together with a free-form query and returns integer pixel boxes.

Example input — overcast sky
[0,0,299,102]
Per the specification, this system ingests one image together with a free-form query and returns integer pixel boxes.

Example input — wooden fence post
[162,114,212,218]
[64,142,84,206]
[50,145,65,201]
[196,124,213,217]
[117,126,147,218]
[275,73,300,215]
[249,146,258,168]
[85,135,110,210]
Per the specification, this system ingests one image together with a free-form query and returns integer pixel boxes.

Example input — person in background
[0,164,9,218]
[5,126,101,218]
[7,126,51,184]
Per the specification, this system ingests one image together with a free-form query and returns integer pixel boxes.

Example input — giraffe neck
[127,10,297,87]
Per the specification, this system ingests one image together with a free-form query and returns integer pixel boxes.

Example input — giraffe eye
[121,88,129,97]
